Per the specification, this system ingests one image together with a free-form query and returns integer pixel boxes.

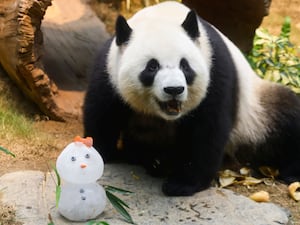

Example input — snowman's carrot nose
[80,163,87,169]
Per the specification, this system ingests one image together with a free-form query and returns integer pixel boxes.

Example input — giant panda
[84,1,300,196]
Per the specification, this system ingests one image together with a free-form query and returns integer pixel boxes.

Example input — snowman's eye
[71,156,76,161]
[85,154,90,159]
[81,196,86,201]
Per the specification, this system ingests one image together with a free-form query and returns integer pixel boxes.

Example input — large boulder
[0,165,291,224]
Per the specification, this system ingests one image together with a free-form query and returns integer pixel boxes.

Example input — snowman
[56,136,106,221]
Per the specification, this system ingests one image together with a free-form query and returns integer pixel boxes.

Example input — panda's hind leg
[279,162,300,183]
[259,84,300,184]
[258,120,300,184]
[278,125,300,183]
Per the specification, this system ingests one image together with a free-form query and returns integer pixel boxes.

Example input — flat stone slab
[0,164,291,225]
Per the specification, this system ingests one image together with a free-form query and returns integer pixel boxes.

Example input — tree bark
[0,0,109,121]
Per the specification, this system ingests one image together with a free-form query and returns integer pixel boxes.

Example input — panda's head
[107,6,210,121]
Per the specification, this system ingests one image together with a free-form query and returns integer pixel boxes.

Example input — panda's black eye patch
[139,58,160,87]
[146,59,160,73]
[180,58,195,85]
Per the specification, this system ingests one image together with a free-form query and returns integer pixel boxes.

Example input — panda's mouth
[157,99,182,116]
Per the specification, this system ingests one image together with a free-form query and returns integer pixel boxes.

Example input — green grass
[0,106,34,139]
[0,69,36,140]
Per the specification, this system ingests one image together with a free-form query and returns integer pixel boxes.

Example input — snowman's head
[56,137,104,184]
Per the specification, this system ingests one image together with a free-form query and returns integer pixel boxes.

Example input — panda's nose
[163,86,184,96]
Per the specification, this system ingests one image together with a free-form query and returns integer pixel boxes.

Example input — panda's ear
[181,10,200,40]
[115,15,132,46]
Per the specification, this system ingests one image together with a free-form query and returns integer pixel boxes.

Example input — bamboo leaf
[106,191,134,224]
[51,163,61,186]
[50,163,61,207]
[56,185,61,208]
[0,146,15,157]
[85,221,110,225]
[106,190,130,209]
[104,185,133,194]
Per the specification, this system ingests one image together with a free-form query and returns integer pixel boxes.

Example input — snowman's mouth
[157,99,182,116]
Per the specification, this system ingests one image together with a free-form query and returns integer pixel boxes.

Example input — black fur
[161,17,238,196]
[139,59,160,87]
[84,15,238,196]
[84,10,300,196]
[235,85,300,183]
[181,10,200,40]
[84,38,130,161]
[180,58,196,85]
[115,16,132,46]
[139,57,196,87]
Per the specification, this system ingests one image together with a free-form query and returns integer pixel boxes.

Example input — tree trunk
[0,0,109,121]
[182,0,272,53]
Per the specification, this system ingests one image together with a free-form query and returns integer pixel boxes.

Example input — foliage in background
[247,17,300,94]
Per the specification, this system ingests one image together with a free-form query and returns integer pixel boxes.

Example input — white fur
[216,32,271,146]
[107,2,211,120]
[107,1,272,142]
[154,68,188,102]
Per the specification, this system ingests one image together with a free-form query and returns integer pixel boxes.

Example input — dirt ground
[1,0,300,224]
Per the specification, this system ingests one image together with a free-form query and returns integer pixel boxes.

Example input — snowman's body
[56,137,106,221]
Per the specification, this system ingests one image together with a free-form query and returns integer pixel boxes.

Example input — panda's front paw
[145,159,169,178]
[162,179,209,196]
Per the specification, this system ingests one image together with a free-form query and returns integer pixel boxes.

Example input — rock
[182,0,272,53]
[0,164,291,225]
[0,171,48,225]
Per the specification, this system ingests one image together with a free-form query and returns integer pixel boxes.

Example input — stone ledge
[0,164,291,225]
